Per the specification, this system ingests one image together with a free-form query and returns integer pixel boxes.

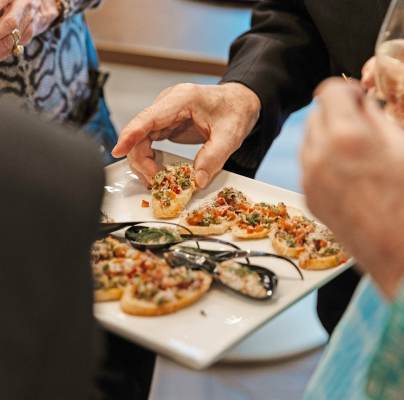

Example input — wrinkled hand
[0,0,58,60]
[112,82,261,188]
[301,78,404,300]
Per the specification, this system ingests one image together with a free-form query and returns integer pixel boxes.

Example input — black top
[222,0,390,168]
[0,103,104,400]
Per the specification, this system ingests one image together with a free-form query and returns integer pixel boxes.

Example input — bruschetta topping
[92,237,212,310]
[276,216,316,245]
[129,266,207,305]
[214,187,248,210]
[256,202,288,218]
[91,237,139,263]
[93,258,140,290]
[186,206,235,226]
[141,200,150,208]
[236,203,286,233]
[152,162,195,209]
[305,233,343,258]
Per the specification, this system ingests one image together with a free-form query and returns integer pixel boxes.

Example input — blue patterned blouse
[0,1,101,124]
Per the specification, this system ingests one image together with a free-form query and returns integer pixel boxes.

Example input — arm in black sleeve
[221,0,330,169]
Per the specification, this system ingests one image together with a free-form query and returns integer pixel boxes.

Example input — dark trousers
[93,330,156,400]
[317,268,361,335]
[223,158,361,335]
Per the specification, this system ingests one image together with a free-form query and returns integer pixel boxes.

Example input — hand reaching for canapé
[112,83,261,188]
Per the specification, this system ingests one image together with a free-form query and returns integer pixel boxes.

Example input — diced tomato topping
[225,211,235,220]
[216,197,226,206]
[278,206,287,217]
[172,185,181,194]
[238,203,250,212]
[114,248,127,257]
[247,225,265,233]
[178,281,192,289]
[315,239,327,249]
[141,200,150,208]
[187,213,204,225]
[182,165,191,175]
[128,269,138,279]
[216,208,226,217]
[153,269,164,280]
[141,261,153,271]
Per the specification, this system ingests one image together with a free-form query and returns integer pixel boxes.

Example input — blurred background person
[0,100,153,400]
[0,101,104,400]
[302,79,404,400]
[0,2,156,398]
[0,0,117,163]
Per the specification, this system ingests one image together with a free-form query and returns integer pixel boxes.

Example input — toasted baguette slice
[272,232,305,258]
[232,225,269,240]
[151,162,196,219]
[152,188,193,219]
[120,273,212,316]
[179,217,232,236]
[299,224,348,270]
[299,250,348,270]
[95,288,124,302]
[180,203,236,235]
[92,256,137,302]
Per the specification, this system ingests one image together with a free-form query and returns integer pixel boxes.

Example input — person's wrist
[221,82,261,127]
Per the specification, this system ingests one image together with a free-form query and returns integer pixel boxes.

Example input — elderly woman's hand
[301,78,404,300]
[0,0,59,60]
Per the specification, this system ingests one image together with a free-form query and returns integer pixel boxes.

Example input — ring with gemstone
[11,28,24,57]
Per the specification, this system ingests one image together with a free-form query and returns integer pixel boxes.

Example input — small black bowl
[125,221,194,251]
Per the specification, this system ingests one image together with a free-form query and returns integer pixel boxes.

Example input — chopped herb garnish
[128,227,182,245]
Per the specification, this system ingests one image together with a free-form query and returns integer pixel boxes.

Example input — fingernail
[196,169,209,188]
[111,147,119,157]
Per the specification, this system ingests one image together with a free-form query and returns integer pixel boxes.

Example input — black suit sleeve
[0,103,105,400]
[221,0,330,169]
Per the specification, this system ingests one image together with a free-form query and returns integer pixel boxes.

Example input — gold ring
[11,28,24,57]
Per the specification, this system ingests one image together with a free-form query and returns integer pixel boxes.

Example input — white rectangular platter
[95,152,352,369]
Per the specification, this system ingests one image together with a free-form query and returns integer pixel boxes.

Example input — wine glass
[375,0,404,123]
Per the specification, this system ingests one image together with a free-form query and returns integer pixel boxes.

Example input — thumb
[194,132,239,188]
